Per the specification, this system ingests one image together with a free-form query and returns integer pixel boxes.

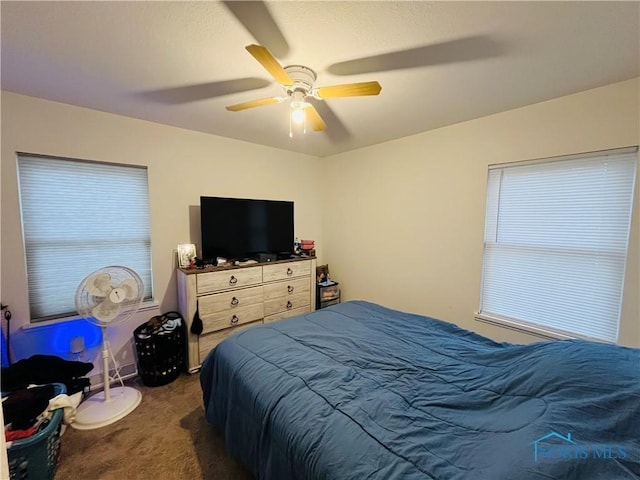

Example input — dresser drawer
[178,257,316,373]
[264,292,310,317]
[263,260,311,282]
[198,286,263,316]
[263,277,310,301]
[198,319,262,362]
[201,303,264,334]
[264,305,310,324]
[197,266,262,294]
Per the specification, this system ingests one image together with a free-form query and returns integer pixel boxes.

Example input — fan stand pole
[101,325,112,402]
[71,325,142,430]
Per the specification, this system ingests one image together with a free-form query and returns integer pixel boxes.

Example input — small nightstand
[316,281,340,309]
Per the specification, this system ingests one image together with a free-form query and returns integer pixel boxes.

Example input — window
[478,147,637,342]
[17,154,153,322]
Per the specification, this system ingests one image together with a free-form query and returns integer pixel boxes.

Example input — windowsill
[474,313,578,341]
[21,300,160,331]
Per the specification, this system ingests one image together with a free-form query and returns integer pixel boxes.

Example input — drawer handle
[230,315,239,325]
[229,275,238,285]
[287,285,294,293]
[286,267,293,276]
[230,297,239,307]
[286,301,293,310]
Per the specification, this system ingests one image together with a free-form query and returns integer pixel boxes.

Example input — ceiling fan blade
[315,81,382,99]
[225,96,283,112]
[245,44,293,86]
[223,1,289,58]
[304,104,327,131]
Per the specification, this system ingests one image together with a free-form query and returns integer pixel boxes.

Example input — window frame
[16,152,155,323]
[475,146,638,342]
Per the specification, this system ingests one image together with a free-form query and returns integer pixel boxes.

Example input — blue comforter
[201,300,640,479]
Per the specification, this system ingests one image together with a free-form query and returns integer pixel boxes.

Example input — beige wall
[1,92,321,372]
[320,78,640,348]
[2,78,638,379]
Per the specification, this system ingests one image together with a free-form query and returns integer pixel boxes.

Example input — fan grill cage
[75,266,144,325]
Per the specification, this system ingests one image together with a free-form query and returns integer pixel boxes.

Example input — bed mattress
[201,300,640,479]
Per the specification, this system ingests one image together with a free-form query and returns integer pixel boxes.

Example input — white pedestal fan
[72,266,144,430]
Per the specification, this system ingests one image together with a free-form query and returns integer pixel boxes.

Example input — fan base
[71,386,142,430]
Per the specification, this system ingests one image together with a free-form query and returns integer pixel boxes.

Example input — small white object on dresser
[177,257,316,372]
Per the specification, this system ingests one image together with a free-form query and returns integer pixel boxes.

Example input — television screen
[200,196,294,261]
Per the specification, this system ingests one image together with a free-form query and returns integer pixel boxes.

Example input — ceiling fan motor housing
[283,65,317,97]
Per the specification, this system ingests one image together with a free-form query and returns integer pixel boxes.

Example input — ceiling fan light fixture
[291,106,306,125]
[290,90,307,125]
[289,90,308,137]
[289,111,306,137]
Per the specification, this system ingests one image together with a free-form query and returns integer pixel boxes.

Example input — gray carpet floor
[55,373,253,480]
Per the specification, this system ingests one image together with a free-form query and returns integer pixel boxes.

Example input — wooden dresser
[177,257,316,372]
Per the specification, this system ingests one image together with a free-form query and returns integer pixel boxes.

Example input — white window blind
[479,148,637,342]
[17,154,153,322]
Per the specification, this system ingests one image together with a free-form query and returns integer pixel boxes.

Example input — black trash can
[134,311,185,387]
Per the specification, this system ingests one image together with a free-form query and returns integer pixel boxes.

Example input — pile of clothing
[136,314,182,339]
[2,354,93,443]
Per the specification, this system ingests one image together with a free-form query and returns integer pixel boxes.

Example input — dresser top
[178,256,315,275]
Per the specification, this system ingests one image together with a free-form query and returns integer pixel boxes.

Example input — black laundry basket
[134,311,185,387]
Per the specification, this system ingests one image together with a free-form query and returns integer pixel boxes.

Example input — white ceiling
[1,1,638,157]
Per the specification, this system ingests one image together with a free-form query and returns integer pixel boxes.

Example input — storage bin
[134,311,185,387]
[320,298,340,309]
[317,281,340,309]
[319,283,339,301]
[5,383,66,480]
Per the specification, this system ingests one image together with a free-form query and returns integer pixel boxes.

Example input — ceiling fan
[225,44,382,134]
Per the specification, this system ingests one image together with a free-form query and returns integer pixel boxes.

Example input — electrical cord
[1,303,12,366]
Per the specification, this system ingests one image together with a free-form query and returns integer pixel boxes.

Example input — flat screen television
[200,196,294,262]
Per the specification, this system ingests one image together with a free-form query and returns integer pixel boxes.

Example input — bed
[200,300,640,479]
